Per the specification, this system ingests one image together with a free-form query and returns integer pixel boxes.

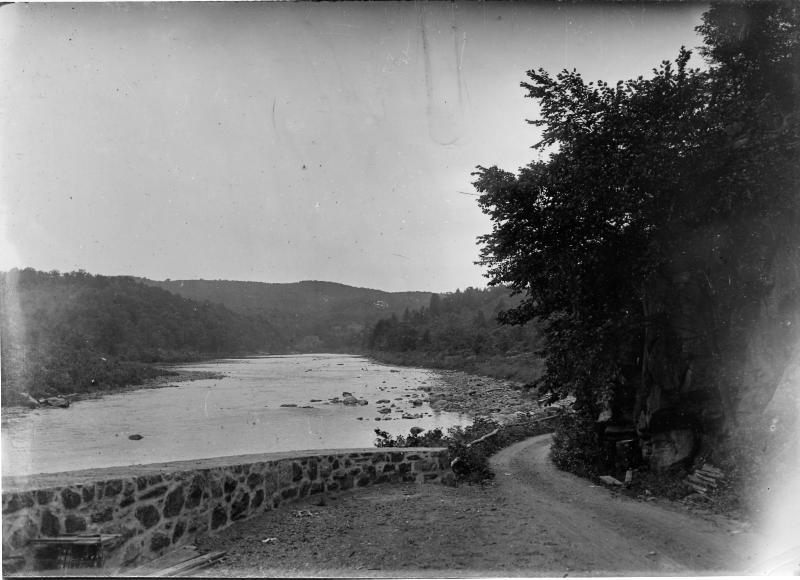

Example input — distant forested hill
[142,278,432,352]
[366,286,544,383]
[0,269,283,403]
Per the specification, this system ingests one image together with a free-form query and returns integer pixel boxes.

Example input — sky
[0,2,707,293]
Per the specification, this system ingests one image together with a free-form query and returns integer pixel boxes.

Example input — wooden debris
[466,428,500,449]
[30,533,122,570]
[30,534,121,547]
[598,475,624,486]
[700,463,724,478]
[129,545,227,577]
[685,463,725,495]
[145,551,226,577]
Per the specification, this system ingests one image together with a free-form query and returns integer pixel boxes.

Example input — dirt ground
[193,434,759,577]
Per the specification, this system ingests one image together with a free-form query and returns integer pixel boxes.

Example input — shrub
[374,413,557,482]
[549,410,605,478]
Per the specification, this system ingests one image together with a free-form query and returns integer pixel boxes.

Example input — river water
[1,354,469,477]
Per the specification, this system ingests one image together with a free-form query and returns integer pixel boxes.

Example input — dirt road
[195,434,758,577]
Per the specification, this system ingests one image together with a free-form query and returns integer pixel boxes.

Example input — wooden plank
[465,429,500,449]
[30,534,121,546]
[700,463,724,477]
[688,474,717,488]
[145,550,226,577]
[692,471,719,485]
[126,545,202,576]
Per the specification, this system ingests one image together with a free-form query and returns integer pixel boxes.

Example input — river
[1,354,469,477]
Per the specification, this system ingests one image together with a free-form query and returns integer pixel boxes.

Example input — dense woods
[366,286,543,384]
[144,279,431,353]
[473,0,799,502]
[0,269,282,403]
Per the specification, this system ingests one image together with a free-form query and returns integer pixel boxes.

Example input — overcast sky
[1,2,706,292]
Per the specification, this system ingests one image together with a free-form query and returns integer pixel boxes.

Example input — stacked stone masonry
[2,447,453,573]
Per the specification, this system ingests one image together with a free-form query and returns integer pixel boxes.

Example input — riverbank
[0,368,225,416]
[424,369,551,423]
[89,367,225,398]
[368,351,545,386]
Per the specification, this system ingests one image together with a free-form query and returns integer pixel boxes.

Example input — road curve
[489,433,759,575]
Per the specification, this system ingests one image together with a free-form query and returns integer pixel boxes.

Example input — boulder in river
[128,434,144,441]
[43,397,70,408]
[342,396,359,406]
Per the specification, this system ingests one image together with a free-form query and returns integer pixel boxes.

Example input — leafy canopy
[473,1,799,415]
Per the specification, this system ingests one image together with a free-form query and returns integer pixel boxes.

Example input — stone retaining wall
[2,447,452,573]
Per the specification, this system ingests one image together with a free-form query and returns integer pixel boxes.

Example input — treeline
[144,279,431,352]
[366,286,543,383]
[0,268,283,403]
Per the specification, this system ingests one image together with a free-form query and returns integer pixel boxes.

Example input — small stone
[172,520,186,543]
[40,510,61,537]
[61,488,82,509]
[135,505,160,529]
[64,514,87,533]
[164,486,185,518]
[4,493,34,514]
[231,492,250,520]
[128,434,144,440]
[91,507,114,523]
[150,532,171,552]
[211,506,228,530]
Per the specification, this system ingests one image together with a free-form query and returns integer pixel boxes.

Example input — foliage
[0,268,281,402]
[375,413,557,483]
[549,411,605,478]
[473,1,800,481]
[366,286,543,382]
[370,350,544,385]
[146,279,431,352]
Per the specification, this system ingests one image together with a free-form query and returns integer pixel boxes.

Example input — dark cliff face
[631,229,800,470]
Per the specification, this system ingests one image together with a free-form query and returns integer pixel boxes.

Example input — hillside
[142,278,432,352]
[366,286,544,384]
[0,269,284,403]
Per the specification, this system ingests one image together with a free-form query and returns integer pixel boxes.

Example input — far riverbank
[367,351,547,423]
[0,367,225,414]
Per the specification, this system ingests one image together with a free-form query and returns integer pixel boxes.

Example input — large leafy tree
[474,1,799,456]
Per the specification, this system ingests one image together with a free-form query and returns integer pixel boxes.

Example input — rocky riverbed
[313,368,551,427]
[421,370,546,423]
